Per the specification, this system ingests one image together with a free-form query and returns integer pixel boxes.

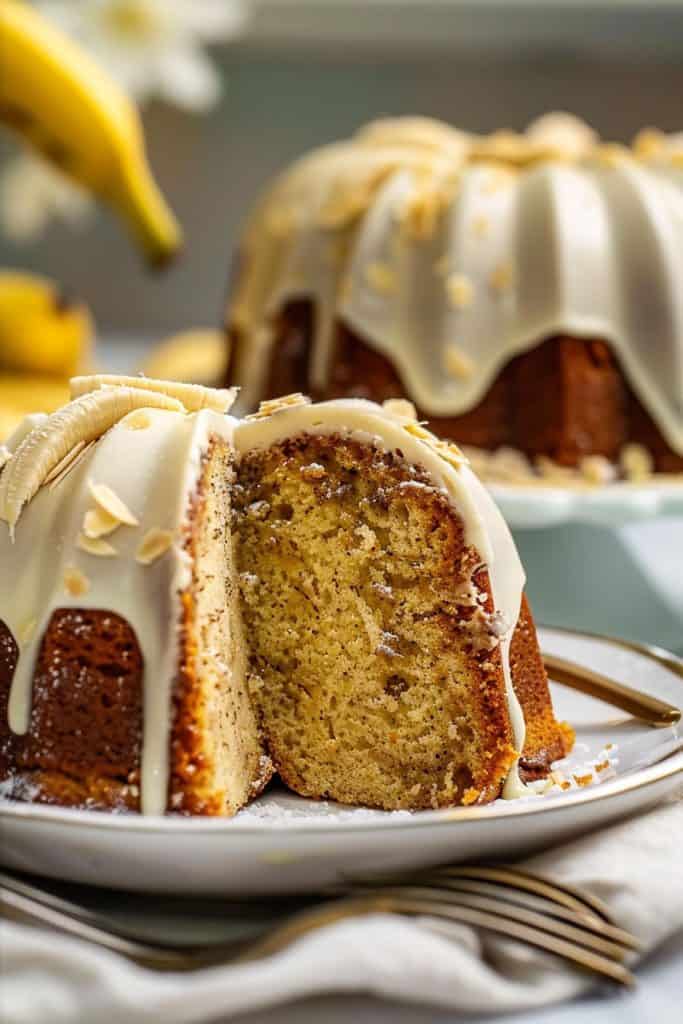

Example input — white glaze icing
[0,406,233,815]
[1,391,536,813]
[228,115,683,457]
[234,398,529,786]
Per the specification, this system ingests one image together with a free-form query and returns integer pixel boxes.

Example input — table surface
[90,339,683,1020]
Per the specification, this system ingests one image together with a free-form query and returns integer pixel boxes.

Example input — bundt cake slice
[0,379,572,815]
[0,379,271,815]
[232,396,572,809]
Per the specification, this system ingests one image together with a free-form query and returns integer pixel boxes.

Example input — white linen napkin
[2,791,682,1024]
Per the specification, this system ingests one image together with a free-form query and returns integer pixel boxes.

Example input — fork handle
[1,889,194,970]
[543,653,681,727]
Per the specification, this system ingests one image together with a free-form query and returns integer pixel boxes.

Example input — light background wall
[1,40,682,335]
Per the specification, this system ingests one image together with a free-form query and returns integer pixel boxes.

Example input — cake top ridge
[0,376,236,532]
[355,113,683,172]
[228,113,683,457]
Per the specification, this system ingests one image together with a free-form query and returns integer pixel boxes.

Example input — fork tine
[392,897,636,988]
[354,886,634,961]
[433,866,616,925]
[349,864,619,931]
[399,877,640,951]
[240,894,635,987]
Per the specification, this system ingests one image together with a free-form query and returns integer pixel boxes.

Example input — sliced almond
[77,533,117,557]
[383,398,418,421]
[246,393,311,420]
[620,443,653,482]
[64,566,90,597]
[136,528,174,566]
[443,344,475,380]
[365,261,396,294]
[633,128,666,159]
[403,422,433,441]
[19,618,37,645]
[594,143,629,168]
[83,506,120,539]
[579,455,617,486]
[88,481,139,527]
[123,410,152,431]
[490,262,513,292]
[446,273,474,310]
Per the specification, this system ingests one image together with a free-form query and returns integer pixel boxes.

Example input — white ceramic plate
[1,628,681,895]
[488,480,683,530]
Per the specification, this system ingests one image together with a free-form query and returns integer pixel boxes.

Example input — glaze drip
[228,114,683,456]
[1,390,538,811]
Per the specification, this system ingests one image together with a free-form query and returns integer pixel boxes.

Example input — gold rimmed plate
[0,627,681,895]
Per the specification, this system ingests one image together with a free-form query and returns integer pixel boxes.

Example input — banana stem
[112,150,182,269]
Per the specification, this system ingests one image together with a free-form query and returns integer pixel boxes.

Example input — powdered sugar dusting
[233,790,414,827]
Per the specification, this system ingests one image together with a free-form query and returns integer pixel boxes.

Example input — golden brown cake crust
[513,595,575,779]
[228,301,683,472]
[0,609,143,809]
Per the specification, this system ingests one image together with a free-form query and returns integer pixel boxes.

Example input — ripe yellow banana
[0,0,181,266]
[141,329,228,387]
[70,373,236,413]
[0,376,69,445]
[0,271,93,377]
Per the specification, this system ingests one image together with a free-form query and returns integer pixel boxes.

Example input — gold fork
[542,651,681,728]
[1,865,638,985]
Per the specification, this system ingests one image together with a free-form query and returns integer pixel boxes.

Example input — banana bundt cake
[225,114,683,476]
[0,377,572,816]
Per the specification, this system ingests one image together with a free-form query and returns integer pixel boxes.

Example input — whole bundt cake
[0,378,572,816]
[225,114,683,476]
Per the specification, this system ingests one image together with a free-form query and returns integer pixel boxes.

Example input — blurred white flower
[0,152,92,242]
[37,0,247,111]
